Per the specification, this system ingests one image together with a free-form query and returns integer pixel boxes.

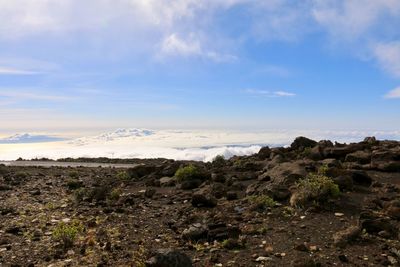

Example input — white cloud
[0,0,400,73]
[1,128,399,161]
[274,91,296,97]
[0,90,71,101]
[384,86,400,99]
[255,65,291,77]
[160,34,202,57]
[312,0,400,40]
[0,67,39,75]
[245,89,296,97]
[159,33,237,62]
[372,42,400,77]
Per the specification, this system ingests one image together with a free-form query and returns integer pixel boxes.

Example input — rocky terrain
[0,136,400,267]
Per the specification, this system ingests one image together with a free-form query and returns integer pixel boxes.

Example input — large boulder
[323,143,364,160]
[191,191,217,208]
[371,148,400,172]
[291,137,317,150]
[265,161,308,186]
[146,249,192,267]
[182,223,208,241]
[258,146,271,160]
[359,211,398,236]
[333,226,361,248]
[127,164,159,180]
[247,161,308,200]
[345,150,371,165]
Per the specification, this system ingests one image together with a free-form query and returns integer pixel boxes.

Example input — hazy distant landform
[0,133,66,144]
[1,128,400,162]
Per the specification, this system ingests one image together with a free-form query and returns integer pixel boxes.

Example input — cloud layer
[1,128,400,161]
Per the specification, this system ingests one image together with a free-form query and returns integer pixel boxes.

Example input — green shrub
[290,173,340,207]
[175,165,204,183]
[318,164,329,176]
[53,221,83,250]
[0,164,9,176]
[109,188,121,201]
[68,171,79,179]
[66,179,83,190]
[15,171,28,180]
[212,155,226,167]
[247,195,276,209]
[73,188,87,203]
[116,171,129,181]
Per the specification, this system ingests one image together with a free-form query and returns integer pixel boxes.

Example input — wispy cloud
[384,86,400,99]
[372,42,400,78]
[0,67,40,75]
[244,89,296,97]
[0,90,72,102]
[312,0,400,41]
[255,65,291,77]
[159,33,237,63]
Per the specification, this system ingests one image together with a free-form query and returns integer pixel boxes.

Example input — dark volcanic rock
[345,150,371,164]
[207,223,241,242]
[332,175,354,191]
[258,146,271,160]
[333,226,361,248]
[371,148,400,172]
[191,193,217,208]
[359,211,398,236]
[180,179,202,190]
[182,223,208,241]
[291,136,317,150]
[127,164,159,180]
[146,249,192,267]
[350,170,372,187]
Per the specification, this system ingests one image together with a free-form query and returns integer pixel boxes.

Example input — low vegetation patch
[116,170,129,181]
[212,155,226,167]
[53,220,84,250]
[175,165,205,182]
[247,195,276,210]
[290,173,340,207]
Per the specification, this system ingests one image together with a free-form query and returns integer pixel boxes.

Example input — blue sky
[1,0,400,135]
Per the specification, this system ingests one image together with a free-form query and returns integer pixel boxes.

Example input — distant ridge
[0,133,65,144]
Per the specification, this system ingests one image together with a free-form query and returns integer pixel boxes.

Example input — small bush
[66,179,83,190]
[212,155,226,167]
[68,171,80,179]
[109,188,121,201]
[247,195,276,209]
[15,171,28,180]
[318,164,329,176]
[290,173,340,207]
[116,171,129,181]
[0,164,9,176]
[53,221,83,250]
[175,165,204,183]
[74,188,87,203]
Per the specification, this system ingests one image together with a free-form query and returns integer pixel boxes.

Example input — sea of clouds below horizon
[0,128,399,162]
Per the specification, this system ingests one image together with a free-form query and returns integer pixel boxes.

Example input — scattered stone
[333,226,361,248]
[338,254,349,263]
[191,193,217,208]
[146,249,192,267]
[182,224,208,241]
[226,191,238,201]
[144,188,156,198]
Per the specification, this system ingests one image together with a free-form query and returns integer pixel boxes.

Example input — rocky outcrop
[146,249,192,267]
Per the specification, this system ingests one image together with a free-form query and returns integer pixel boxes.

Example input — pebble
[255,256,272,262]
